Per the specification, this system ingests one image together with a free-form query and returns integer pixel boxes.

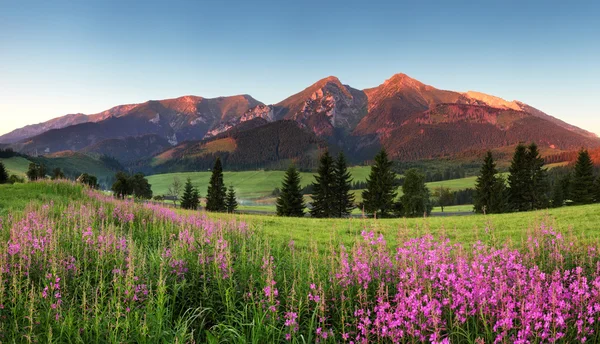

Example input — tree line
[474,143,600,214]
[164,157,238,213]
[275,150,434,218]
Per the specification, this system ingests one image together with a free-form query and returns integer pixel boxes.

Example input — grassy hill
[0,156,31,177]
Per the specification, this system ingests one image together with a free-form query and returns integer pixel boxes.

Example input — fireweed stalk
[2,180,600,342]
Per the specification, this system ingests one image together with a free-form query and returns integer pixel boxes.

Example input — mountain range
[2,73,598,171]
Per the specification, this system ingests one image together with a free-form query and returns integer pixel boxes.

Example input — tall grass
[2,181,600,342]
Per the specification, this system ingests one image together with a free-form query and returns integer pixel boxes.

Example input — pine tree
[206,157,227,212]
[332,152,355,217]
[474,151,507,214]
[276,165,305,217]
[551,174,570,208]
[527,143,549,210]
[399,169,432,217]
[361,149,398,217]
[0,161,8,184]
[180,178,197,210]
[508,144,531,211]
[225,185,238,213]
[594,177,600,203]
[310,151,336,218]
[191,187,200,210]
[571,149,595,205]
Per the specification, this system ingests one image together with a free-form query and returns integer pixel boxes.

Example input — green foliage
[109,172,153,199]
[362,149,398,217]
[552,174,571,208]
[398,168,432,217]
[310,151,336,218]
[433,186,454,213]
[26,162,47,181]
[571,149,596,205]
[527,143,550,209]
[111,171,132,198]
[508,144,531,211]
[205,157,227,212]
[276,165,305,217]
[77,173,100,189]
[225,185,238,213]
[474,151,508,214]
[180,178,200,210]
[131,173,153,199]
[8,174,25,184]
[332,152,355,217]
[0,161,8,184]
[51,167,65,180]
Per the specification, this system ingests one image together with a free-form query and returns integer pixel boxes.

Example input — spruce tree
[180,178,197,210]
[571,149,595,205]
[276,165,305,217]
[0,161,8,184]
[191,187,200,210]
[551,174,570,208]
[310,151,336,218]
[225,185,238,213]
[206,157,227,212]
[361,149,398,217]
[527,143,549,209]
[508,144,531,211]
[332,152,355,217]
[474,151,507,214]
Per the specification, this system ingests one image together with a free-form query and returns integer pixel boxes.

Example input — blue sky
[1,0,599,135]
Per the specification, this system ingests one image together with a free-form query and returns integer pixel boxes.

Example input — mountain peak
[383,73,425,88]
[312,75,342,88]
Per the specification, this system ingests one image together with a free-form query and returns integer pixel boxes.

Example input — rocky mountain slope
[3,73,598,169]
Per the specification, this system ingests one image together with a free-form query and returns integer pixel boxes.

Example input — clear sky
[1,0,599,136]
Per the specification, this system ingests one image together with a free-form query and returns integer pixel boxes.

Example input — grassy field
[0,156,31,177]
[147,166,373,200]
[202,202,600,249]
[2,181,600,342]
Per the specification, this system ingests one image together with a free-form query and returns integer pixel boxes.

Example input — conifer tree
[180,178,198,210]
[332,152,355,217]
[361,149,398,217]
[276,165,305,217]
[225,185,238,213]
[527,143,549,209]
[310,151,336,218]
[474,151,507,214]
[551,174,570,208]
[508,144,531,211]
[0,161,8,184]
[206,157,227,212]
[571,149,595,205]
[191,187,200,210]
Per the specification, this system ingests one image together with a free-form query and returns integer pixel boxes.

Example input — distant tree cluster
[308,152,355,218]
[275,149,434,219]
[77,173,100,189]
[177,157,238,213]
[111,172,153,199]
[473,143,600,214]
[27,163,47,181]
